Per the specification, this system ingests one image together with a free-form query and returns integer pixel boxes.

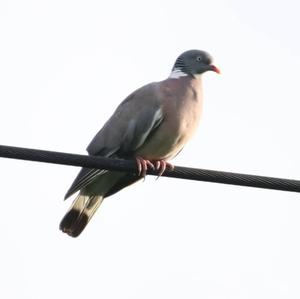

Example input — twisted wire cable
[0,144,299,193]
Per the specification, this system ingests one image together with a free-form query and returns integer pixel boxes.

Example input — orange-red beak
[210,65,221,74]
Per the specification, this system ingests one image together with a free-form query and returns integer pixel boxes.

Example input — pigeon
[60,49,220,237]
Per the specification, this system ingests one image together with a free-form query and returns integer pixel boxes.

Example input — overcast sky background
[1,0,300,298]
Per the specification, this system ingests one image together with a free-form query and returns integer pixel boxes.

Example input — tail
[59,194,104,237]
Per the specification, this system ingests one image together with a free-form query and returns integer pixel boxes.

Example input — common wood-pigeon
[60,49,220,237]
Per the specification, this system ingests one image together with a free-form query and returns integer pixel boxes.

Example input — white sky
[1,0,300,298]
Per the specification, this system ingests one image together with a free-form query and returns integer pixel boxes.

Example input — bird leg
[154,160,174,178]
[135,157,155,177]
[135,157,174,178]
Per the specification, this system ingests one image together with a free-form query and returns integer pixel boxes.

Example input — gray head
[172,49,220,77]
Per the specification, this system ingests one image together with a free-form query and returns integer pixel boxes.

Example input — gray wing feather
[87,82,162,155]
[64,168,106,199]
[65,82,164,199]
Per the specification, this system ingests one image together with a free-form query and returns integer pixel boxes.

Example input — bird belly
[136,83,203,161]
[136,113,200,160]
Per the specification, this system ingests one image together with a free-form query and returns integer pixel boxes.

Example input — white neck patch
[169,68,188,79]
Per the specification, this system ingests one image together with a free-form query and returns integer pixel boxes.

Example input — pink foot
[135,157,155,177]
[135,157,174,178]
[154,160,174,177]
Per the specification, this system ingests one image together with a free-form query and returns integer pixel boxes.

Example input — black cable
[0,144,299,193]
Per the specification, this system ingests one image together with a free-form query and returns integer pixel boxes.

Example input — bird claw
[135,157,174,179]
[136,157,155,178]
[155,160,174,179]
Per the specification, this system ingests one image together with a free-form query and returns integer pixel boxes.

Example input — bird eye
[196,56,202,62]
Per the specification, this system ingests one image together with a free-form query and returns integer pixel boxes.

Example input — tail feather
[60,171,139,237]
[59,195,104,237]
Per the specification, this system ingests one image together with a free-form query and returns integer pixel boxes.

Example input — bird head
[172,49,220,77]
